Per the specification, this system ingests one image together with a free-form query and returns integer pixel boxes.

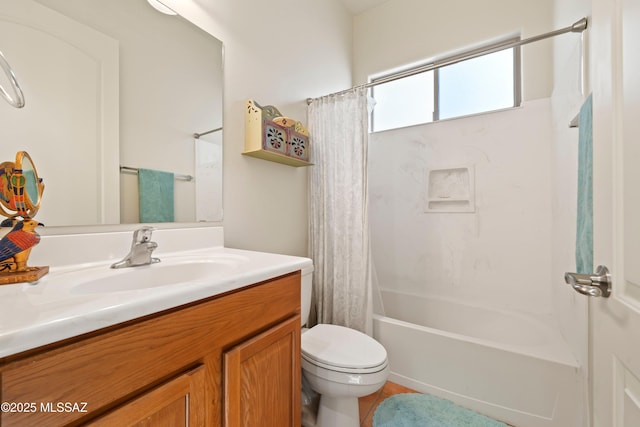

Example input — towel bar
[193,127,222,139]
[120,166,193,182]
[0,50,25,108]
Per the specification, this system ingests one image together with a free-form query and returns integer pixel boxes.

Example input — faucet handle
[133,226,156,244]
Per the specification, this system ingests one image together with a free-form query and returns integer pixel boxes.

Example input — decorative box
[262,120,288,155]
[243,99,312,167]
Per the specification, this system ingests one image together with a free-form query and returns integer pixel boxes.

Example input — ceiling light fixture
[146,0,177,15]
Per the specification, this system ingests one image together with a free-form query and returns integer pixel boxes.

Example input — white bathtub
[373,290,582,427]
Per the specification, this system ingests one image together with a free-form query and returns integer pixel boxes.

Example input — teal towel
[138,168,175,223]
[576,94,593,274]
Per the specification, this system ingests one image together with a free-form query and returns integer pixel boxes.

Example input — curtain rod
[120,166,194,182]
[307,17,587,105]
[193,126,223,139]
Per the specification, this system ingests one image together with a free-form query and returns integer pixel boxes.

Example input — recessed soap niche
[425,165,475,213]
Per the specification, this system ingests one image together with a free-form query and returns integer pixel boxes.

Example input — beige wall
[353,0,554,101]
[159,0,559,257]
[162,0,353,256]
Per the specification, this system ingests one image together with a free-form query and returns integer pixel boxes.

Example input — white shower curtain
[307,87,373,335]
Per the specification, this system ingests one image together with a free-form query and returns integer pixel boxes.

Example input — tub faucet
[110,226,160,269]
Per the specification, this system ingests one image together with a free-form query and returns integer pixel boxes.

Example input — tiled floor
[358,381,419,427]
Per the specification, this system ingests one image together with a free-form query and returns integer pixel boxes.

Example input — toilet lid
[301,324,387,370]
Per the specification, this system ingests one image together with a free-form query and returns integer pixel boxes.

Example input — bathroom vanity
[0,227,310,426]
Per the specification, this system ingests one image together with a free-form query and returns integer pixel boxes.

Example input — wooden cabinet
[224,317,300,427]
[0,272,301,427]
[87,365,206,427]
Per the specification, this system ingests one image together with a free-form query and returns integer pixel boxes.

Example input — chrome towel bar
[0,50,25,108]
[120,166,193,182]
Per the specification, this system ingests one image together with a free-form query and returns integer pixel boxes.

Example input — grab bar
[0,50,25,109]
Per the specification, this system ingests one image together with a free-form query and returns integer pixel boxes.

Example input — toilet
[300,267,389,427]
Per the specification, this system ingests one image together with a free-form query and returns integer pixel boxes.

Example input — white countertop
[0,227,312,359]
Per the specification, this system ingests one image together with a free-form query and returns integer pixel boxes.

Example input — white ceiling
[339,0,389,15]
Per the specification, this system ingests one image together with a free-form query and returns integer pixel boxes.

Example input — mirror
[0,0,223,227]
[15,151,42,212]
[0,151,44,220]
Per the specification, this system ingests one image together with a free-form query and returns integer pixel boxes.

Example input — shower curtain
[307,87,373,335]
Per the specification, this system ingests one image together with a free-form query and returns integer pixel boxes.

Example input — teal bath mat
[373,393,508,427]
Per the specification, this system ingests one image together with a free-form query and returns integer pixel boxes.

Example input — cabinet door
[224,316,301,427]
[87,365,206,427]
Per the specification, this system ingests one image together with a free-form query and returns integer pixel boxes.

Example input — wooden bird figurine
[0,219,43,272]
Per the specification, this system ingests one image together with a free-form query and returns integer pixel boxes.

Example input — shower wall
[369,99,554,315]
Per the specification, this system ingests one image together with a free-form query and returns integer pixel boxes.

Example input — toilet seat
[301,324,388,374]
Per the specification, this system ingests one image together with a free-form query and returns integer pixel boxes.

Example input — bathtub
[373,290,582,427]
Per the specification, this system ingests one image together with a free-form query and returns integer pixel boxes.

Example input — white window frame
[370,37,522,132]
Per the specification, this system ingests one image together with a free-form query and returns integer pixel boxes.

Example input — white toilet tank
[301,265,314,326]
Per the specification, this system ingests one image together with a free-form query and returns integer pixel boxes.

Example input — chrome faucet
[110,226,160,269]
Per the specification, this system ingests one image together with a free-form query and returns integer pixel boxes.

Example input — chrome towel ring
[0,50,25,108]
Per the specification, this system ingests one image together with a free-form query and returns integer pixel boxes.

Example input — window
[371,71,435,131]
[370,39,521,132]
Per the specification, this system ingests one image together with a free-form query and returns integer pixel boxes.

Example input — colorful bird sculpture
[0,219,43,272]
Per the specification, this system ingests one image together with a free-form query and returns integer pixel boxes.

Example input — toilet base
[315,394,359,427]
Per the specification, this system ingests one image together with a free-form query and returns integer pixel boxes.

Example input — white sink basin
[69,254,248,294]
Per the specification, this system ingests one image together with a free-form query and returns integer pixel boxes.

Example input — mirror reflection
[17,151,40,208]
[0,0,223,227]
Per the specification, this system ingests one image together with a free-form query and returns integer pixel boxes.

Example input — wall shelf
[425,165,475,213]
[242,148,312,167]
[243,99,313,167]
